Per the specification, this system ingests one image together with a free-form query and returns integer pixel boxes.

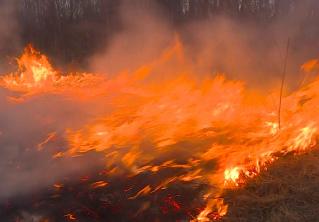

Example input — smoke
[90,0,319,89]
[0,91,107,200]
[90,1,175,75]
[0,0,21,73]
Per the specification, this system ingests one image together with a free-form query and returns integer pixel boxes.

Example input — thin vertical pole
[278,38,290,130]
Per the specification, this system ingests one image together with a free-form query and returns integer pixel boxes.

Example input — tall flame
[0,45,105,101]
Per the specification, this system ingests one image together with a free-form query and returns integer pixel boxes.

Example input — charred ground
[2,150,319,222]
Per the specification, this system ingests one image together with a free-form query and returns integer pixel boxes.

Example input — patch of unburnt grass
[222,150,319,222]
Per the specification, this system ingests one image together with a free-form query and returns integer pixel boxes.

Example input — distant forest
[2,0,319,66]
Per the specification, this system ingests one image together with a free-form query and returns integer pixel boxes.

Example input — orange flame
[0,45,105,101]
[2,44,319,220]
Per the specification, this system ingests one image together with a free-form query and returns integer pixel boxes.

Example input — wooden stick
[278,38,290,130]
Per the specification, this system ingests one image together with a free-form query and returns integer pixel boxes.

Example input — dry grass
[222,150,319,222]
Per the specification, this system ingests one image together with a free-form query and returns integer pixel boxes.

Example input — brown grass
[222,150,319,222]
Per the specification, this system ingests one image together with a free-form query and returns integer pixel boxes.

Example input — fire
[301,59,319,72]
[64,213,76,221]
[0,45,105,101]
[90,181,108,189]
[224,167,241,186]
[288,124,317,152]
[15,45,56,85]
[53,183,64,190]
[265,121,279,135]
[2,43,319,221]
[37,132,56,151]
[0,45,57,92]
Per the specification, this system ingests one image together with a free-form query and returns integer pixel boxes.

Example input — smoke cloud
[90,1,319,89]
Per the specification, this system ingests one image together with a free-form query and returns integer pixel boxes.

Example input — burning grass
[1,42,319,221]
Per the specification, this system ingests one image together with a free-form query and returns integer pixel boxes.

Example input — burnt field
[3,151,319,222]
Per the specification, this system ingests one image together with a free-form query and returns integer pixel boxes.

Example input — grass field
[223,150,319,222]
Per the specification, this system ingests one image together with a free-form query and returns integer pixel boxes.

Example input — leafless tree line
[1,0,319,66]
